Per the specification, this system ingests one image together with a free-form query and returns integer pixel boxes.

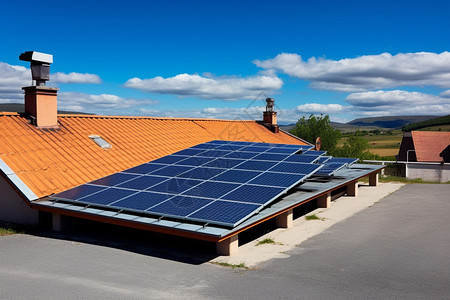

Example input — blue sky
[1,0,450,124]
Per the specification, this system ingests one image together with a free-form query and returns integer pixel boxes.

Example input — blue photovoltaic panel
[302,150,326,156]
[151,155,188,164]
[148,178,202,194]
[52,140,329,228]
[203,158,245,169]
[264,147,300,154]
[116,175,169,190]
[150,165,193,177]
[176,167,226,180]
[147,196,213,218]
[197,150,229,158]
[284,155,318,163]
[189,200,262,226]
[327,157,359,165]
[212,169,261,183]
[214,144,245,151]
[124,163,166,175]
[235,160,278,171]
[53,184,106,201]
[221,184,285,205]
[241,146,272,153]
[182,181,240,198]
[269,162,322,175]
[317,156,332,164]
[172,148,205,156]
[248,172,307,188]
[90,173,137,187]
[77,188,136,206]
[223,151,259,159]
[252,153,290,161]
[174,156,214,166]
[111,191,173,211]
[315,163,347,175]
[190,143,218,150]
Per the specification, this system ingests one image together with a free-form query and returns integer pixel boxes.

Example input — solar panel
[189,200,262,227]
[211,169,261,183]
[182,181,240,198]
[116,175,169,190]
[315,163,347,176]
[221,184,285,205]
[317,156,332,164]
[284,155,318,163]
[302,150,327,156]
[235,160,278,171]
[90,173,137,187]
[248,172,307,188]
[51,140,322,228]
[149,178,202,194]
[111,191,173,211]
[176,167,226,180]
[150,165,193,177]
[269,162,322,175]
[77,188,137,206]
[147,196,213,218]
[124,163,166,175]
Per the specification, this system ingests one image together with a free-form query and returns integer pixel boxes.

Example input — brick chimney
[23,86,59,128]
[19,51,59,128]
[263,98,279,133]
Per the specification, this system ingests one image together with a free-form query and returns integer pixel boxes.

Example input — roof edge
[0,158,38,201]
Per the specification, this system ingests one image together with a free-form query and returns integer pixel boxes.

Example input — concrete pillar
[52,213,70,232]
[346,181,358,197]
[369,172,379,186]
[317,192,331,208]
[216,234,239,256]
[276,209,293,228]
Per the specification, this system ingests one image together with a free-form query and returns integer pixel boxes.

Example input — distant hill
[347,115,438,129]
[0,103,91,115]
[402,115,450,131]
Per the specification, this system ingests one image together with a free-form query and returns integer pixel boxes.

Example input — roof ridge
[57,114,258,122]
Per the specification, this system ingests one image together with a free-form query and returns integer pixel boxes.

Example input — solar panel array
[52,140,323,227]
[51,140,358,227]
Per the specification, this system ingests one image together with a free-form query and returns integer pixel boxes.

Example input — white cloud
[345,90,450,116]
[296,103,344,114]
[124,73,283,100]
[254,52,450,92]
[52,72,101,84]
[0,62,30,102]
[59,92,158,114]
[440,89,450,98]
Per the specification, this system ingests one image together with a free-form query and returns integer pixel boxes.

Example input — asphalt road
[1,184,449,299]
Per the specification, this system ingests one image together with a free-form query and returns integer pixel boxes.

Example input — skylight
[89,135,112,149]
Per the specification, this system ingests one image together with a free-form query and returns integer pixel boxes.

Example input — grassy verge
[256,238,277,246]
[0,225,21,236]
[305,214,325,221]
[210,261,249,270]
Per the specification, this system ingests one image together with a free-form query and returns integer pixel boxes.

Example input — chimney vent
[263,98,279,133]
[20,51,58,128]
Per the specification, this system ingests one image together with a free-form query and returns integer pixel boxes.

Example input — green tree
[334,131,379,160]
[290,114,341,152]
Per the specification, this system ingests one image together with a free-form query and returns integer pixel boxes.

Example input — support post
[346,181,358,197]
[216,235,239,256]
[317,192,331,208]
[52,213,70,232]
[276,209,293,228]
[369,172,379,186]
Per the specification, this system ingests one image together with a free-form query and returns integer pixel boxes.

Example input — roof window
[89,135,112,149]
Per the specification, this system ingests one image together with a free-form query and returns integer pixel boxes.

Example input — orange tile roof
[411,131,450,162]
[0,112,307,198]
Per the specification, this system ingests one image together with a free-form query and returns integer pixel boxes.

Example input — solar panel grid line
[105,191,178,212]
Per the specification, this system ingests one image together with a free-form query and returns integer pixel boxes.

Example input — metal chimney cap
[19,51,53,64]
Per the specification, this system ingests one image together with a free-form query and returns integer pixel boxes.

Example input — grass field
[338,132,403,158]
[417,125,450,131]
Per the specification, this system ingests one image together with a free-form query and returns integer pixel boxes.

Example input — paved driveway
[1,184,449,299]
